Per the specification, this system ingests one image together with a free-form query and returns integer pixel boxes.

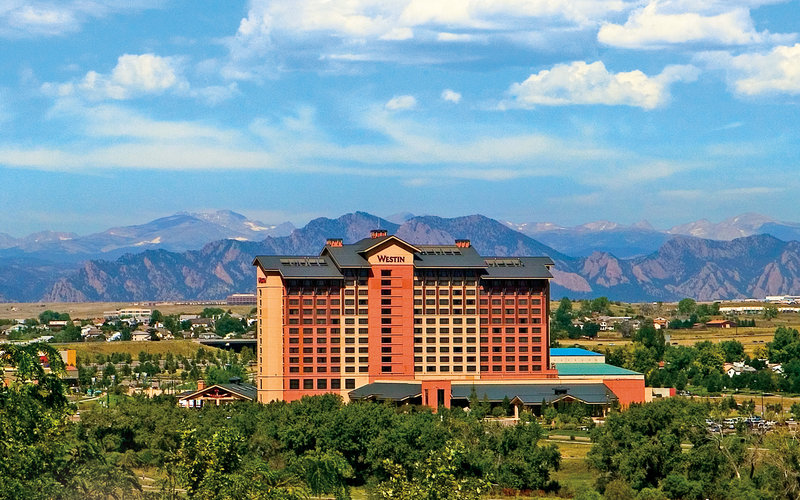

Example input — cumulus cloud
[41,53,235,103]
[700,43,800,95]
[503,61,698,110]
[441,89,462,103]
[385,95,417,110]
[43,54,182,100]
[598,1,795,49]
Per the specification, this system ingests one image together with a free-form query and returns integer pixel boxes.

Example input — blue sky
[1,0,799,235]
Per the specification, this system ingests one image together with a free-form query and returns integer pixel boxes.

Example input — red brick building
[253,231,645,409]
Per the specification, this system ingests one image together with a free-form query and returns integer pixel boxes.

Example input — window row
[288,378,357,390]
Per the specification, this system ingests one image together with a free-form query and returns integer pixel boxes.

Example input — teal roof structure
[556,363,641,376]
[550,348,603,357]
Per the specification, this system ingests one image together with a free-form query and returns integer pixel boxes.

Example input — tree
[588,398,715,492]
[38,310,70,324]
[150,309,164,325]
[200,307,225,318]
[763,305,779,321]
[294,448,353,499]
[0,343,139,498]
[583,322,600,339]
[677,298,697,317]
[553,298,573,331]
[215,314,245,337]
[719,340,745,363]
[590,297,611,314]
[376,441,491,500]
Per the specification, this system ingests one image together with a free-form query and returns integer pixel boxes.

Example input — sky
[0,0,799,236]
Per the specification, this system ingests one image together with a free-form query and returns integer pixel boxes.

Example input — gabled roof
[355,235,421,255]
[178,383,257,401]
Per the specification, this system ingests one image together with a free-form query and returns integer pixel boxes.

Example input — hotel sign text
[377,255,406,263]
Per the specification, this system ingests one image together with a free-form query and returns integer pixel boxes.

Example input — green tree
[376,441,491,500]
[763,305,779,321]
[201,307,226,318]
[295,448,353,499]
[150,309,164,325]
[215,314,246,337]
[583,322,600,339]
[590,297,611,314]
[554,298,573,331]
[38,310,70,324]
[719,340,745,363]
[677,298,697,316]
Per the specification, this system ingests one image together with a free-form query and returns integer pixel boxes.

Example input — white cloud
[503,61,698,110]
[703,43,800,95]
[380,27,414,41]
[598,1,795,49]
[385,95,417,110]
[222,0,633,76]
[436,32,479,42]
[43,54,183,100]
[441,89,462,103]
[42,53,235,104]
[0,1,159,38]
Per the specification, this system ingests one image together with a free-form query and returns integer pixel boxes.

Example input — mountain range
[5,210,800,303]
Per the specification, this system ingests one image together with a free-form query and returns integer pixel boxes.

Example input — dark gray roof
[253,255,344,278]
[321,246,371,268]
[219,383,257,400]
[451,382,616,405]
[349,382,421,401]
[256,235,553,279]
[414,245,487,268]
[482,257,553,279]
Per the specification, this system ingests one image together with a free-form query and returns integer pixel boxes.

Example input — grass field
[59,340,219,360]
[0,302,254,320]
[564,316,800,356]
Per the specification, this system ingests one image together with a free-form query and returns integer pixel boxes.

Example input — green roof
[556,363,641,376]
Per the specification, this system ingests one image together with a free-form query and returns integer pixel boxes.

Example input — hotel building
[253,231,645,410]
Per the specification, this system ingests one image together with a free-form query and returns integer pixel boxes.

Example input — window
[345,379,355,389]
[381,269,392,276]
[289,379,300,389]
[331,379,341,390]
[303,379,313,389]
[317,379,327,390]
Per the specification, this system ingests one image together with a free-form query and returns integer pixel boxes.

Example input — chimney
[327,238,343,247]
[197,380,205,391]
[455,239,471,248]
[370,229,388,239]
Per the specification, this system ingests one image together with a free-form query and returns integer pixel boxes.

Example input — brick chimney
[327,238,343,247]
[455,239,471,248]
[197,380,205,391]
[370,229,388,239]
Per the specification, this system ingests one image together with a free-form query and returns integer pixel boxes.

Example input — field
[562,312,800,356]
[0,301,254,320]
[60,339,216,360]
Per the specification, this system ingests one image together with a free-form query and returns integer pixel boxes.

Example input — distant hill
[0,210,294,263]
[6,211,800,302]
